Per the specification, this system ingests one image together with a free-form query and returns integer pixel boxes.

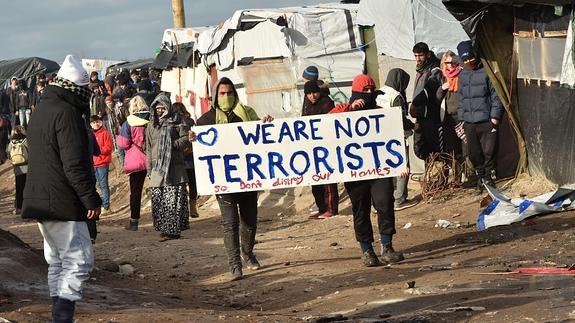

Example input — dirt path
[1,161,574,322]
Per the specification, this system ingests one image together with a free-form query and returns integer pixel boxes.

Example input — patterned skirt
[151,184,189,235]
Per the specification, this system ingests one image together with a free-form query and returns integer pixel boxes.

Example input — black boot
[124,219,139,231]
[53,297,75,323]
[51,296,59,319]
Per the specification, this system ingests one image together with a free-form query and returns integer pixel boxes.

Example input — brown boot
[189,198,199,218]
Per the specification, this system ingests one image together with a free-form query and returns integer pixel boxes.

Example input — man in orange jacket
[90,115,113,214]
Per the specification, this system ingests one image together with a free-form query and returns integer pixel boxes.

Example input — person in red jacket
[90,115,113,214]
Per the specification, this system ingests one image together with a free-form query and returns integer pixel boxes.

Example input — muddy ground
[1,161,575,322]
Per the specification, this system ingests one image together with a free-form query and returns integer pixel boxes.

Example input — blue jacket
[457,65,503,123]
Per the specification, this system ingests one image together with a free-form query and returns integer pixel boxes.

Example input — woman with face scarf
[329,74,405,267]
[145,93,190,240]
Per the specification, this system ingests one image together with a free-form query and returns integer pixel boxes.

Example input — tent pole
[172,0,186,28]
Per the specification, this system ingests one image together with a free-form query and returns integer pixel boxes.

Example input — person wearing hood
[6,125,28,215]
[377,68,418,211]
[146,93,190,240]
[191,77,273,281]
[329,74,405,267]
[22,54,102,323]
[456,41,503,193]
[302,80,339,219]
[117,95,151,231]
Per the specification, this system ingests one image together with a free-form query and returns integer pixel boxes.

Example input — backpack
[10,138,28,166]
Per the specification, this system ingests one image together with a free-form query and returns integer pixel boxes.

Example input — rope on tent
[414,0,462,24]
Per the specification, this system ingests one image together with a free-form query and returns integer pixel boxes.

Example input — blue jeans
[94,165,110,209]
[18,108,31,129]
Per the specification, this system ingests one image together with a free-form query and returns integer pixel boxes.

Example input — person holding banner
[302,80,339,219]
[191,77,272,281]
[146,93,190,240]
[329,74,405,267]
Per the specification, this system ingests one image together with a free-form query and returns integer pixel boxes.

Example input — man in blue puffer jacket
[457,41,503,193]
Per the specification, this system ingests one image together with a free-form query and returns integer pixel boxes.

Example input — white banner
[192,108,407,195]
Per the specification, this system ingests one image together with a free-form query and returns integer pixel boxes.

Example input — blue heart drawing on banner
[197,127,218,146]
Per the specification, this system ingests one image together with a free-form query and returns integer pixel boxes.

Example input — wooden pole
[172,0,186,28]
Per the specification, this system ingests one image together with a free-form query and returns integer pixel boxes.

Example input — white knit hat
[57,54,90,86]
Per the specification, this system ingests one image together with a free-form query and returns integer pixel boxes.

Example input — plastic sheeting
[560,13,575,88]
[358,0,469,60]
[0,57,60,90]
[234,21,291,61]
[477,185,575,231]
[517,37,565,81]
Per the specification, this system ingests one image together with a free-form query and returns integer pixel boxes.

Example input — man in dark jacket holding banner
[456,41,503,193]
[22,54,101,323]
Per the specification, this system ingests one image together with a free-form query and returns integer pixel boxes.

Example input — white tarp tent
[357,0,469,60]
[159,3,364,120]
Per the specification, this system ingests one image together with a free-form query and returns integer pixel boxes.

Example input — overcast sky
[1,0,321,63]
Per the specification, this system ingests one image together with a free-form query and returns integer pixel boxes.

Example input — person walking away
[173,102,199,219]
[6,125,28,215]
[377,68,418,211]
[437,51,465,183]
[90,115,113,215]
[22,54,102,323]
[329,74,405,267]
[118,95,150,231]
[191,77,273,281]
[456,41,503,193]
[302,81,339,219]
[146,94,190,240]
[16,80,32,129]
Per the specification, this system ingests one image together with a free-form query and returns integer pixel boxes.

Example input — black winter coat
[457,65,503,123]
[22,85,102,221]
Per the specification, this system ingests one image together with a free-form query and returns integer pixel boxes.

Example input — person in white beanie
[22,54,101,323]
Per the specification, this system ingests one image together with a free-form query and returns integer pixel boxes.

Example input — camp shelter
[107,58,155,76]
[82,59,125,79]
[356,0,470,174]
[156,3,364,120]
[0,57,59,90]
[443,0,573,184]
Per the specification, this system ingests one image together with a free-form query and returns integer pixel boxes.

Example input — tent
[107,58,155,76]
[156,3,364,121]
[356,0,470,174]
[0,57,60,90]
[443,1,573,184]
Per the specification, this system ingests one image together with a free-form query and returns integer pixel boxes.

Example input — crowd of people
[0,38,502,322]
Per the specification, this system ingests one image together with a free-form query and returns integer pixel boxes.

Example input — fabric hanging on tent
[160,68,186,96]
[517,37,565,81]
[234,20,291,61]
[560,11,575,88]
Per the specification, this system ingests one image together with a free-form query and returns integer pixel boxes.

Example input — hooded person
[118,95,151,231]
[22,54,101,323]
[193,77,273,281]
[329,74,405,267]
[145,93,190,239]
[377,69,418,211]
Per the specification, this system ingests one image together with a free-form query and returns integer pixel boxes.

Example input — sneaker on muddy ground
[362,248,382,267]
[308,211,325,219]
[381,244,405,264]
[124,219,139,231]
[230,265,243,281]
[394,199,419,211]
[242,253,261,270]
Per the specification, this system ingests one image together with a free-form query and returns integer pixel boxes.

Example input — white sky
[0,0,322,62]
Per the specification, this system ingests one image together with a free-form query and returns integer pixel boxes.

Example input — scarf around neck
[442,66,463,92]
[53,76,92,104]
[215,100,251,124]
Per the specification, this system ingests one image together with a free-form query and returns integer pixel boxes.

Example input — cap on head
[302,66,319,81]
[57,55,90,86]
[457,40,474,61]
